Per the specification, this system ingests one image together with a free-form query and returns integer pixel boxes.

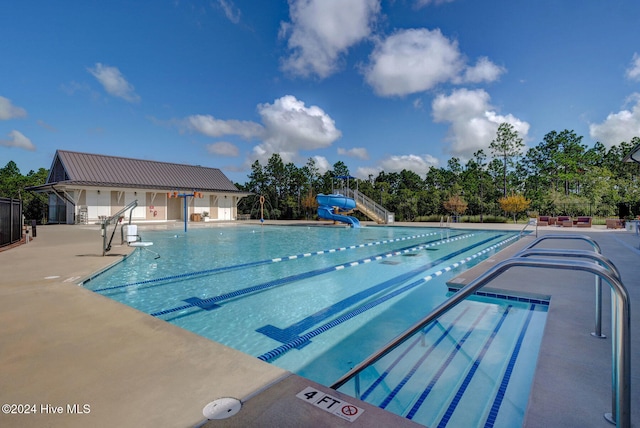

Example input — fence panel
[0,197,23,248]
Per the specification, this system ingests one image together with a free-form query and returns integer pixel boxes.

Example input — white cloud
[380,154,439,175]
[87,63,140,103]
[0,96,27,120]
[280,0,380,78]
[415,0,455,7]
[0,130,36,151]
[364,29,462,96]
[364,29,504,96]
[432,88,529,159]
[589,94,640,147]
[312,155,331,173]
[354,153,439,179]
[206,141,239,157]
[187,115,264,139]
[626,53,640,81]
[456,57,506,84]
[218,0,241,24]
[255,95,341,162]
[182,95,341,166]
[338,147,369,159]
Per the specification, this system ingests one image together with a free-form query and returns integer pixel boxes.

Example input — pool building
[29,150,250,225]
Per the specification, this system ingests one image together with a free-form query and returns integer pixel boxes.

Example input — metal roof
[623,142,640,165]
[42,150,245,193]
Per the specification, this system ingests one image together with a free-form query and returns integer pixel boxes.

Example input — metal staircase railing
[330,248,631,427]
[341,188,393,224]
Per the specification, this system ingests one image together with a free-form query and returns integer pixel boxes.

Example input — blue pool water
[84,225,547,427]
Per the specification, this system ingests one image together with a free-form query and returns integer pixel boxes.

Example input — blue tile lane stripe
[359,323,440,402]
[436,305,515,427]
[256,234,519,362]
[406,305,512,421]
[256,235,502,343]
[448,288,550,306]
[150,233,477,317]
[483,304,537,428]
[92,231,443,292]
[377,307,476,409]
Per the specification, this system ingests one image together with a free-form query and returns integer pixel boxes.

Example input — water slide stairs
[341,188,393,224]
[355,299,544,427]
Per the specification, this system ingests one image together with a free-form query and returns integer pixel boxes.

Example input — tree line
[2,124,639,223]
[0,161,49,222]
[237,125,640,222]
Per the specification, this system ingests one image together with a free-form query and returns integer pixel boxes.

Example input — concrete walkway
[0,221,637,427]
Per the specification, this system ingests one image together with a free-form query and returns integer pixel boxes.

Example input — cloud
[0,130,36,151]
[359,154,440,178]
[415,0,455,7]
[280,0,380,78]
[254,95,341,162]
[381,154,439,175]
[0,96,27,120]
[186,115,264,139]
[455,57,506,84]
[37,119,58,132]
[87,63,140,103]
[589,94,640,147]
[364,29,504,96]
[626,53,640,81]
[432,88,529,159]
[355,153,439,179]
[312,155,331,173]
[183,95,341,165]
[337,147,369,159]
[206,141,240,157]
[218,0,241,24]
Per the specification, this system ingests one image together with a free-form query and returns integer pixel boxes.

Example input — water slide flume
[317,194,360,228]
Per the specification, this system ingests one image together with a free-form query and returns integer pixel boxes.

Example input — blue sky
[2,0,640,184]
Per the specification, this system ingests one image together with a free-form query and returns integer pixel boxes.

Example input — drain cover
[203,397,242,419]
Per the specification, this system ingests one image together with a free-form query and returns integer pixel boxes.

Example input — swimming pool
[84,225,547,427]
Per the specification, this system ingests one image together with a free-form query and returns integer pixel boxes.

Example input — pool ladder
[331,234,631,428]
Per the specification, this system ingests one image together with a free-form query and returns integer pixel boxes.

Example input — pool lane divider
[150,233,475,317]
[256,233,519,363]
[92,231,444,293]
[256,235,500,344]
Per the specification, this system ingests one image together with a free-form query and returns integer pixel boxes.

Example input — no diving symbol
[342,405,358,417]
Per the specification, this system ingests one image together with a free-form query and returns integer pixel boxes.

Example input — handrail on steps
[520,217,538,237]
[439,215,451,228]
[522,234,606,337]
[330,257,631,428]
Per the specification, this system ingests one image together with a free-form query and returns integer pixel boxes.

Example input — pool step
[354,299,544,427]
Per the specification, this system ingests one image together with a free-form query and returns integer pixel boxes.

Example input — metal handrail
[343,188,392,224]
[330,257,630,428]
[519,218,538,237]
[516,248,621,338]
[523,233,602,253]
[521,234,606,337]
[101,199,138,256]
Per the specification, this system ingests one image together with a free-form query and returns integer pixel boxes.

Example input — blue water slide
[316,194,361,228]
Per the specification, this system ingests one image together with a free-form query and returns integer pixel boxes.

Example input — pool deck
[0,221,638,427]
